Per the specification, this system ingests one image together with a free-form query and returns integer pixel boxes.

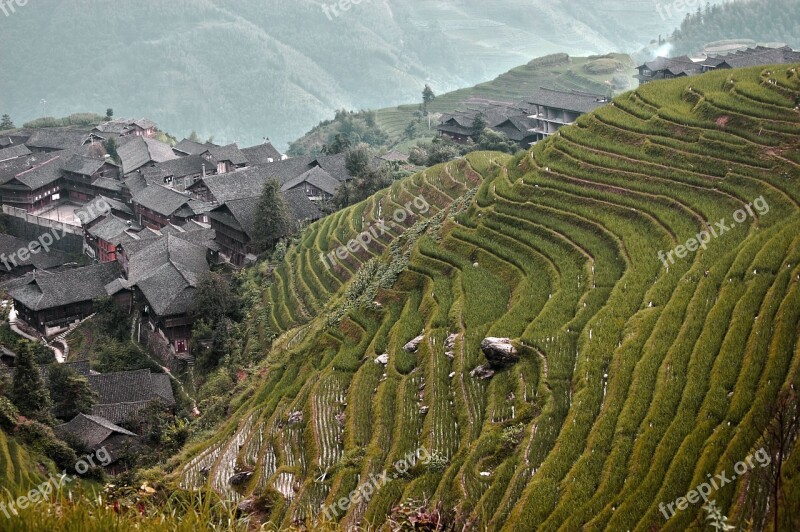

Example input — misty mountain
[0,0,722,149]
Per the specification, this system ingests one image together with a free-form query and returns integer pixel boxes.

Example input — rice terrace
[174,65,800,530]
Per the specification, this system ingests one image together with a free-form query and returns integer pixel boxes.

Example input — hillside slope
[176,65,800,530]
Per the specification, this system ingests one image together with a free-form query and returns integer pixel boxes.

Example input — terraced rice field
[178,65,800,530]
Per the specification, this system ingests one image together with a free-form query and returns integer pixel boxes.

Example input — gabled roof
[714,46,800,68]
[7,154,65,189]
[202,143,248,166]
[283,188,324,224]
[379,150,409,163]
[117,136,177,174]
[120,234,210,316]
[96,195,133,216]
[25,129,93,150]
[132,184,191,217]
[149,154,210,181]
[527,88,609,114]
[62,154,112,176]
[0,234,70,272]
[281,166,340,196]
[174,138,216,155]
[94,118,156,135]
[88,368,174,406]
[241,142,282,164]
[4,262,121,311]
[54,413,137,450]
[0,143,32,163]
[88,214,136,244]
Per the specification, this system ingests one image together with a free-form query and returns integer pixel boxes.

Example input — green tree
[471,113,488,138]
[103,137,119,163]
[404,120,418,140]
[105,108,114,120]
[345,145,372,177]
[11,346,53,424]
[48,364,97,421]
[422,85,436,115]
[188,130,200,142]
[323,133,352,155]
[255,180,292,252]
[190,272,243,326]
[0,114,14,130]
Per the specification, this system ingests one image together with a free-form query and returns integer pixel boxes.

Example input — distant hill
[289,53,635,155]
[0,0,725,150]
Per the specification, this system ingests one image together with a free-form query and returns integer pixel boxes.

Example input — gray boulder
[481,337,519,368]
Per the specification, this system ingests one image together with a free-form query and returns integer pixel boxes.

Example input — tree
[11,346,53,424]
[190,273,243,326]
[754,389,800,531]
[188,130,200,142]
[255,180,292,252]
[103,137,119,163]
[471,113,488,138]
[345,145,372,177]
[105,108,114,120]
[0,114,14,130]
[323,133,352,155]
[404,120,419,140]
[48,364,97,421]
[422,85,436,115]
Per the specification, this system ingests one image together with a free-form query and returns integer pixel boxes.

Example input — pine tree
[0,114,14,130]
[422,85,436,115]
[11,346,53,424]
[255,180,292,252]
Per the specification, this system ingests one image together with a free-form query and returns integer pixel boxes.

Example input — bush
[15,419,77,471]
[0,396,19,430]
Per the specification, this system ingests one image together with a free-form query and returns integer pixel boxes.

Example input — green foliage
[22,113,105,129]
[102,137,119,164]
[11,346,53,424]
[47,364,97,422]
[0,114,14,130]
[0,396,19,431]
[255,179,292,252]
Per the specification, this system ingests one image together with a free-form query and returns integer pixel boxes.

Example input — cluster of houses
[635,45,800,85]
[437,89,610,147]
[0,356,175,471]
[0,118,367,359]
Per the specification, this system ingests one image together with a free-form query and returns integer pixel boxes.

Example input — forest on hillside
[670,0,800,55]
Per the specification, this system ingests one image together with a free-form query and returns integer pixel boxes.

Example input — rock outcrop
[481,337,519,368]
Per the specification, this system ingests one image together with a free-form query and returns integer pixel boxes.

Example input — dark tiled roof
[26,129,91,150]
[118,137,177,174]
[91,401,151,425]
[715,46,800,68]
[88,214,136,244]
[150,154,211,180]
[88,368,175,405]
[527,88,609,114]
[122,234,210,316]
[4,262,121,311]
[54,413,137,450]
[0,233,70,271]
[203,143,248,166]
[283,189,323,225]
[0,144,32,162]
[174,139,214,156]
[62,154,109,176]
[281,166,340,196]
[241,142,282,164]
[132,184,191,217]
[96,195,133,216]
[9,154,65,189]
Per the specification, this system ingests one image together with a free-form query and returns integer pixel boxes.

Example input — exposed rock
[237,497,257,514]
[375,353,389,365]
[470,364,495,380]
[445,351,455,360]
[229,471,254,486]
[404,334,425,353]
[445,333,458,349]
[481,337,519,368]
[419,406,429,414]
[287,411,303,424]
